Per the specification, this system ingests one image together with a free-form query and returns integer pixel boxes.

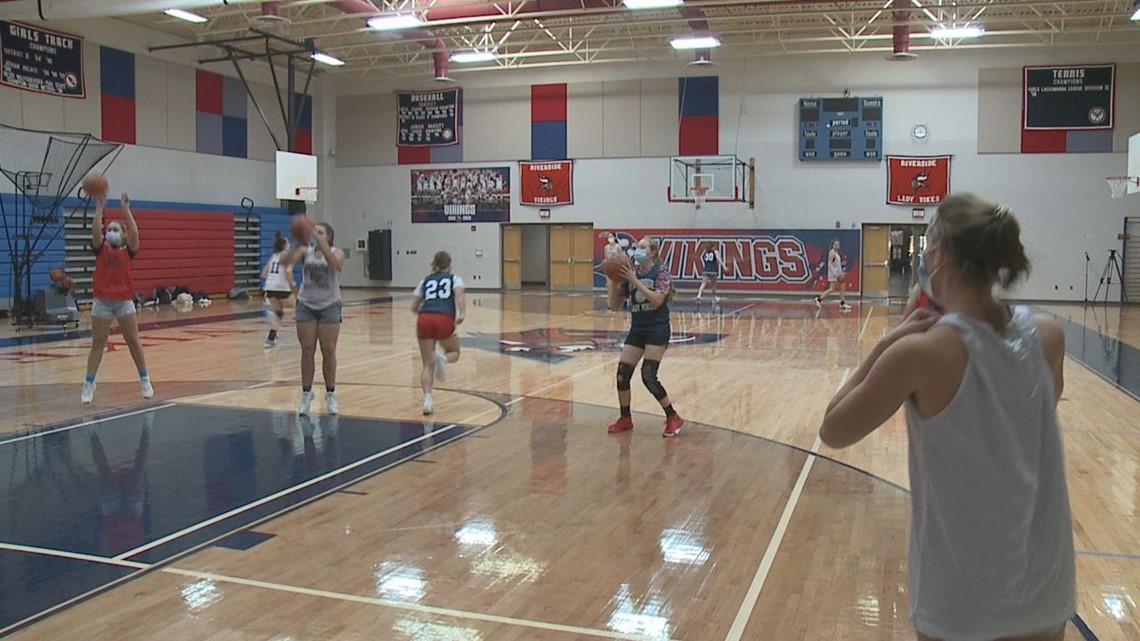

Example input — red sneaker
[607,416,634,434]
[662,414,684,438]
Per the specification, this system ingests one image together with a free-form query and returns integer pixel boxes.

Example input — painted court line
[0,542,149,570]
[0,403,178,447]
[724,367,852,641]
[161,567,673,641]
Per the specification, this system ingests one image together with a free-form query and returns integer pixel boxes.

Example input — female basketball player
[82,192,152,405]
[819,194,1074,641]
[607,237,683,438]
[411,251,466,415]
[261,232,295,348]
[814,239,851,312]
[282,218,344,416]
[695,240,723,304]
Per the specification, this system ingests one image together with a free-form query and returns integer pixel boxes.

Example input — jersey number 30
[424,279,452,300]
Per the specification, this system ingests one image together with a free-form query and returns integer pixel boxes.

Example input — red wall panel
[103,208,235,295]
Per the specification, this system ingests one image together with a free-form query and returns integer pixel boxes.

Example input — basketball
[49,268,63,282]
[290,215,315,243]
[81,172,108,197]
[601,253,632,280]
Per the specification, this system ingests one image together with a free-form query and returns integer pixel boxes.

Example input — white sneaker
[814,297,822,309]
[298,390,314,415]
[422,394,434,415]
[839,303,852,313]
[140,377,154,399]
[325,391,339,416]
[263,338,277,348]
[714,296,721,304]
[81,381,96,404]
[434,351,448,383]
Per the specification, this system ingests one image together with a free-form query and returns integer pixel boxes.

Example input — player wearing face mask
[82,192,152,405]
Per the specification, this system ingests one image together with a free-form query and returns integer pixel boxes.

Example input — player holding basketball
[82,192,152,404]
[814,239,852,312]
[412,251,465,415]
[607,237,684,438]
[282,218,344,416]
[261,232,295,348]
[695,240,723,304]
[820,194,1074,641]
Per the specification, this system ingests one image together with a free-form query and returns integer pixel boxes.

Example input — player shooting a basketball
[606,237,684,438]
[819,194,1074,641]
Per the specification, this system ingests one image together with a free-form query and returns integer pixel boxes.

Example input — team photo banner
[594,228,861,292]
[411,167,510,224]
[519,161,573,206]
[0,21,84,97]
[886,155,951,205]
[1024,64,1115,130]
[397,88,460,147]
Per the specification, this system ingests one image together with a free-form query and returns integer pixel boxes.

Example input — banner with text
[594,229,861,292]
[0,21,84,97]
[519,161,573,206]
[397,88,460,147]
[1024,64,1115,130]
[411,167,510,223]
[886,155,951,206]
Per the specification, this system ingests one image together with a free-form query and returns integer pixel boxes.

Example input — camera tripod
[1092,249,1129,304]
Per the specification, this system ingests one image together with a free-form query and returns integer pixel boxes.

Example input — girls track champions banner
[594,229,861,292]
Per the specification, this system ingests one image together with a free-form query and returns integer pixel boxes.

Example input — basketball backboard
[276,150,317,202]
[1129,132,1139,196]
[668,155,755,208]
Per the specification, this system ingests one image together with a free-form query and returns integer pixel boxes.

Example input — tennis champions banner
[1024,64,1115,130]
[411,167,510,223]
[593,229,861,292]
[1,21,84,97]
[397,88,460,146]
[519,161,573,206]
[886,155,951,205]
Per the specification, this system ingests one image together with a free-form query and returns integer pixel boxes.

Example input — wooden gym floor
[0,291,1136,640]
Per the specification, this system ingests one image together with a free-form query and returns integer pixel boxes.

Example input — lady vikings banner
[594,229,861,292]
[519,161,573,206]
[886,155,951,205]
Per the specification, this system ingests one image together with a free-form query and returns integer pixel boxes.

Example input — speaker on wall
[368,229,392,281]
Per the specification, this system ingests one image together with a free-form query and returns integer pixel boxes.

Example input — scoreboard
[798,97,883,161]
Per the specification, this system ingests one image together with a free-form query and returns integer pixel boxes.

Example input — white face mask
[917,244,942,302]
[105,230,123,246]
[632,248,648,262]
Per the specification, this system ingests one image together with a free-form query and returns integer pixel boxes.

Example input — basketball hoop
[1106,176,1139,199]
[692,186,709,210]
[294,186,319,203]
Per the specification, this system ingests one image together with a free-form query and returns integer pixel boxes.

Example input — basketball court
[0,2,1139,640]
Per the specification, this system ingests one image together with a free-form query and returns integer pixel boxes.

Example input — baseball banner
[594,229,861,292]
[519,161,573,206]
[411,167,510,223]
[886,155,951,206]
[1024,64,1114,130]
[397,88,460,147]
[1,21,84,97]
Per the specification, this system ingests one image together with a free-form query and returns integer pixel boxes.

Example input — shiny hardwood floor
[0,292,1137,640]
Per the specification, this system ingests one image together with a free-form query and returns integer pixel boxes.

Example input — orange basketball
[600,253,632,280]
[49,268,64,282]
[290,215,315,244]
[81,172,108,197]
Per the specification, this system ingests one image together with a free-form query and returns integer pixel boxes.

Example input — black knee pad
[616,361,634,391]
[641,359,668,400]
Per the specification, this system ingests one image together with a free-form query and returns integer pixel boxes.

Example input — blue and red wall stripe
[678,76,718,155]
[531,83,568,160]
[100,46,136,145]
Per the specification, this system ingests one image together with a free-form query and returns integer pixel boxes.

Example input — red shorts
[417,312,456,340]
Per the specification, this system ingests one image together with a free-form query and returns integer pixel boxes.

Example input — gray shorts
[92,298,136,319]
[295,300,342,324]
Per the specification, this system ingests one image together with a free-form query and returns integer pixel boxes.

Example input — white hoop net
[1106,176,1139,199]
[693,186,709,210]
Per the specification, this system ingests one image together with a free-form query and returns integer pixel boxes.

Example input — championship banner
[0,21,84,98]
[1024,64,1114,130]
[886,155,951,206]
[411,167,510,223]
[594,229,861,292]
[397,88,460,146]
[519,161,573,206]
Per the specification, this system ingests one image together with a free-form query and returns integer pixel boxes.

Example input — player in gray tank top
[820,194,1074,641]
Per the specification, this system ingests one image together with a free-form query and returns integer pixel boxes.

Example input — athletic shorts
[829,274,847,284]
[703,272,719,282]
[295,301,342,324]
[417,312,456,340]
[265,290,291,300]
[92,298,136,320]
[625,326,670,349]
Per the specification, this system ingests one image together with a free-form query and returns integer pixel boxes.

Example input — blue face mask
[632,249,648,262]
[917,247,940,301]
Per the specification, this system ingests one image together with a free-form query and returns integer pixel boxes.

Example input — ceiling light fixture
[670,35,720,50]
[931,25,985,39]
[623,0,683,9]
[366,13,424,31]
[310,52,345,67]
[450,49,497,63]
[164,8,208,23]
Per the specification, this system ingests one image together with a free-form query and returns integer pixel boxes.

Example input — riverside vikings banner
[519,161,573,206]
[397,88,460,146]
[411,167,510,223]
[594,229,861,292]
[886,155,951,205]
